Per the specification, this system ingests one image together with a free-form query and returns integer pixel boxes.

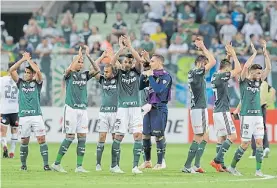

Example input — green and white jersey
[17,78,42,117]
[188,67,207,109]
[239,78,262,116]
[211,72,231,113]
[99,75,118,112]
[64,71,92,109]
[117,68,141,108]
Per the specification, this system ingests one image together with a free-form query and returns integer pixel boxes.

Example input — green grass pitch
[2,143,277,188]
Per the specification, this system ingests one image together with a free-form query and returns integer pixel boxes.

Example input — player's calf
[37,135,49,170]
[20,137,30,170]
[96,132,107,170]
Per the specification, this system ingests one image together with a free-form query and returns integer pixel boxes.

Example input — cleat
[132,166,143,174]
[222,165,228,172]
[182,167,198,174]
[96,164,102,171]
[9,153,14,159]
[161,159,166,169]
[255,170,264,177]
[263,148,270,158]
[227,166,242,176]
[44,165,51,171]
[249,155,255,159]
[210,160,224,172]
[193,166,205,173]
[20,165,27,171]
[152,164,162,170]
[75,166,89,173]
[3,146,9,158]
[110,165,124,173]
[139,161,152,169]
[51,163,67,173]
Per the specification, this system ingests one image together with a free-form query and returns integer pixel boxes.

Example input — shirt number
[5,85,18,99]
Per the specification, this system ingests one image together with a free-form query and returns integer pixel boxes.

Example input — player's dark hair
[125,53,134,59]
[219,59,231,69]
[152,54,165,64]
[25,66,35,73]
[195,55,208,65]
[249,64,262,71]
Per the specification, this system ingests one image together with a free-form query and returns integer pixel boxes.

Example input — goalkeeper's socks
[143,139,151,161]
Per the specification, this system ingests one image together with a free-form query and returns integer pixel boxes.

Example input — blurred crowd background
[1,1,277,108]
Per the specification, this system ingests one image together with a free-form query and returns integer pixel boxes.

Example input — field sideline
[1,143,277,188]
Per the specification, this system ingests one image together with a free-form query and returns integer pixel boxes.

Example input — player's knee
[155,136,164,141]
[115,134,124,141]
[255,139,263,148]
[0,125,8,135]
[228,133,237,142]
[21,137,30,144]
[11,127,18,134]
[143,134,151,140]
[193,134,203,143]
[133,132,142,140]
[37,135,46,144]
[99,133,107,142]
[241,141,250,150]
[77,133,86,139]
[66,134,75,139]
[217,136,227,144]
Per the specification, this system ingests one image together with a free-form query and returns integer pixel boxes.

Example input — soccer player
[227,40,271,176]
[210,44,242,172]
[1,63,19,158]
[139,51,172,170]
[52,46,99,173]
[89,50,119,171]
[182,38,216,173]
[110,36,143,174]
[9,52,50,171]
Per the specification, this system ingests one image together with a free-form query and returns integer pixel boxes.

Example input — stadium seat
[89,13,105,26]
[74,12,89,30]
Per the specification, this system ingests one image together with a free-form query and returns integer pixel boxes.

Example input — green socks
[256,147,263,170]
[184,140,199,168]
[231,146,245,168]
[215,139,232,163]
[20,144,29,166]
[55,138,73,165]
[194,140,207,168]
[77,137,86,167]
[133,140,143,168]
[96,142,104,165]
[40,143,49,166]
[111,139,121,168]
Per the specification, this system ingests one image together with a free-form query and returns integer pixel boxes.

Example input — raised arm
[226,44,242,77]
[110,36,125,69]
[9,52,29,83]
[65,47,82,78]
[27,53,43,83]
[124,35,142,71]
[240,43,257,81]
[195,39,216,72]
[261,40,271,81]
[84,45,100,75]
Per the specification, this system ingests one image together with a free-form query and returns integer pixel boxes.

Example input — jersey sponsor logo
[73,103,86,108]
[121,76,137,84]
[72,80,87,86]
[100,106,117,111]
[22,87,35,93]
[246,87,259,93]
[122,101,138,106]
[221,77,229,81]
[247,110,261,114]
[129,71,135,76]
[21,110,36,114]
[111,79,116,84]
[103,85,117,90]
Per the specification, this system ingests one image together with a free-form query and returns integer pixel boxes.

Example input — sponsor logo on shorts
[114,119,121,130]
[21,110,36,114]
[243,131,248,135]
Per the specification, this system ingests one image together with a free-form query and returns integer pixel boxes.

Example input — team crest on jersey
[129,71,135,77]
[30,82,35,87]
[111,79,116,84]
[255,81,260,87]
[81,74,86,79]
[162,80,167,84]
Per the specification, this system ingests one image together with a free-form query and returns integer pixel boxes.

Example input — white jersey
[0,76,19,114]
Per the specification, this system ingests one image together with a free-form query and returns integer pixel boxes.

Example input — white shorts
[190,108,209,134]
[63,105,88,134]
[19,115,46,138]
[114,107,143,134]
[213,112,236,137]
[240,116,264,141]
[97,112,117,133]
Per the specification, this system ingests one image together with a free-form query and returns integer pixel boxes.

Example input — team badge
[255,81,260,87]
[30,82,35,87]
[129,71,135,76]
[81,74,86,79]
[162,80,167,84]
[111,79,116,84]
